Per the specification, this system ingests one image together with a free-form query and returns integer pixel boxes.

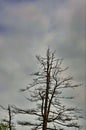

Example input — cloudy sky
[0,0,85,129]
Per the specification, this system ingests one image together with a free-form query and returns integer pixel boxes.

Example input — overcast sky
[0,0,86,130]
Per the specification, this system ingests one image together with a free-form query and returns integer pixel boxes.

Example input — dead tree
[12,48,82,130]
[0,105,15,130]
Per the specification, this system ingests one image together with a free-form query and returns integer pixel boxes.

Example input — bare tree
[0,105,15,130]
[12,48,82,130]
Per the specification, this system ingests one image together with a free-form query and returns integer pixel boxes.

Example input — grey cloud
[0,6,49,41]
[55,41,85,59]
[0,24,9,34]
[50,0,85,78]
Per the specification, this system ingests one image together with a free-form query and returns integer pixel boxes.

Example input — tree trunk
[8,105,12,130]
[43,117,47,130]
[43,49,50,130]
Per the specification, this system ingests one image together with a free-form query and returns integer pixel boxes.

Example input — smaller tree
[0,105,15,130]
